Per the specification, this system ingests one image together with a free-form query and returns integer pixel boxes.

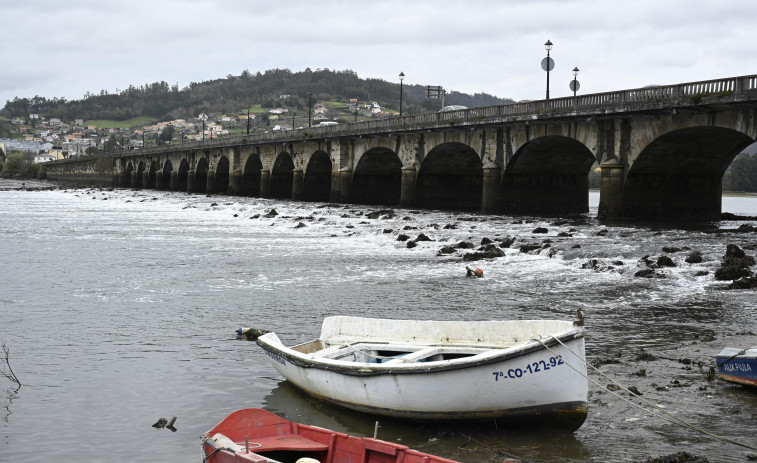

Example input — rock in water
[236,327,270,340]
[685,251,703,264]
[152,418,167,428]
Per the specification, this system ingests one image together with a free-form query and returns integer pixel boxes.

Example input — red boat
[202,408,461,463]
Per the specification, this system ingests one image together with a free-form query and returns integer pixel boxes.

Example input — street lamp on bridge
[571,67,580,97]
[542,40,554,100]
[399,71,405,117]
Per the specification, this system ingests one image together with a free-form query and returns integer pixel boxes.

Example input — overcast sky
[2,0,755,109]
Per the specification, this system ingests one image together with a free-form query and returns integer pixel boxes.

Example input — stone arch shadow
[416,142,483,211]
[501,136,596,214]
[622,126,754,220]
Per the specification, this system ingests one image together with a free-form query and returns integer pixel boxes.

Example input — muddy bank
[0,178,59,191]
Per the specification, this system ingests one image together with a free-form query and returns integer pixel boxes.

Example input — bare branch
[1,340,21,392]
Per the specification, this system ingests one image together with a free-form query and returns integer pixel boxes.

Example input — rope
[715,347,755,367]
[531,334,757,452]
[202,447,227,463]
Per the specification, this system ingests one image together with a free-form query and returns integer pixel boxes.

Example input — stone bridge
[45,74,757,221]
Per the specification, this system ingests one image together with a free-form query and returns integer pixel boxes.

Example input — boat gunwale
[256,327,585,377]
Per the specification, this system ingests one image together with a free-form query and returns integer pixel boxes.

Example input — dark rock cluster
[713,244,757,289]
[635,452,709,463]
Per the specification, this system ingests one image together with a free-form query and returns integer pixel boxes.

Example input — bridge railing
[57,74,757,162]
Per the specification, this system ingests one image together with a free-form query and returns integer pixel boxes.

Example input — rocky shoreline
[0,178,59,191]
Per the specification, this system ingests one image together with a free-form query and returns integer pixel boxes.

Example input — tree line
[722,152,757,192]
[1,68,513,123]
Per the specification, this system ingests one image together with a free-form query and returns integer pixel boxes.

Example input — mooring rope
[715,347,755,367]
[531,334,757,452]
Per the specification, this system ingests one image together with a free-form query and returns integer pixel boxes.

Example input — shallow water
[1,185,756,462]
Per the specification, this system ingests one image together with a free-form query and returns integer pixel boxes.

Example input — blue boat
[715,347,757,388]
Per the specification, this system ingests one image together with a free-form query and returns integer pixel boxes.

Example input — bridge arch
[122,160,133,187]
[302,150,332,202]
[622,126,754,220]
[148,160,158,189]
[177,159,190,192]
[270,152,294,199]
[135,161,146,189]
[193,157,208,193]
[214,156,230,193]
[502,136,596,213]
[416,142,482,211]
[352,147,402,206]
[160,160,173,190]
[242,154,263,196]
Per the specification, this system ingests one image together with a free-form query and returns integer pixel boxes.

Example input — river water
[1,182,755,463]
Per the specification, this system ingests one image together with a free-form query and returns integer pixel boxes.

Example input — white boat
[256,316,589,431]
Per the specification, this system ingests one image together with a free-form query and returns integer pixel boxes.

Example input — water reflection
[263,380,591,462]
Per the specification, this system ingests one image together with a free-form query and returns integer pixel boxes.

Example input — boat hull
[202,408,461,463]
[716,347,757,388]
[257,318,589,431]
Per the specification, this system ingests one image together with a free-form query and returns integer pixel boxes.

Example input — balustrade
[55,74,757,161]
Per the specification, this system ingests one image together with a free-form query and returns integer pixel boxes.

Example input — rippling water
[1,185,755,463]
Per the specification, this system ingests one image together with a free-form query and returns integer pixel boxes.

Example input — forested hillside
[1,68,513,122]
[722,152,757,192]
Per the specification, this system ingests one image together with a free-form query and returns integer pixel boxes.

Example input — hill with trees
[1,68,513,123]
[723,152,757,192]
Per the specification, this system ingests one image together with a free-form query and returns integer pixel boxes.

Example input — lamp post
[571,67,580,97]
[542,40,554,100]
[399,71,405,117]
[308,92,312,127]
[292,112,296,130]
[246,106,251,135]
[202,119,205,141]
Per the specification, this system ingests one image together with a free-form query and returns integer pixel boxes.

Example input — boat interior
[292,340,498,364]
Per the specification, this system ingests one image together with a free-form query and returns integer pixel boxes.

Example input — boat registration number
[720,362,752,373]
[265,350,287,366]
[492,356,564,381]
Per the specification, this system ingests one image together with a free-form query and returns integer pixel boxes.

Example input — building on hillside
[34,153,57,163]
[0,138,51,154]
[62,139,94,156]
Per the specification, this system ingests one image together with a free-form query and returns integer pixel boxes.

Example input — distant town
[0,97,392,163]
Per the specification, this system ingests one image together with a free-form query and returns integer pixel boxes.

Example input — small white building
[34,154,55,163]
